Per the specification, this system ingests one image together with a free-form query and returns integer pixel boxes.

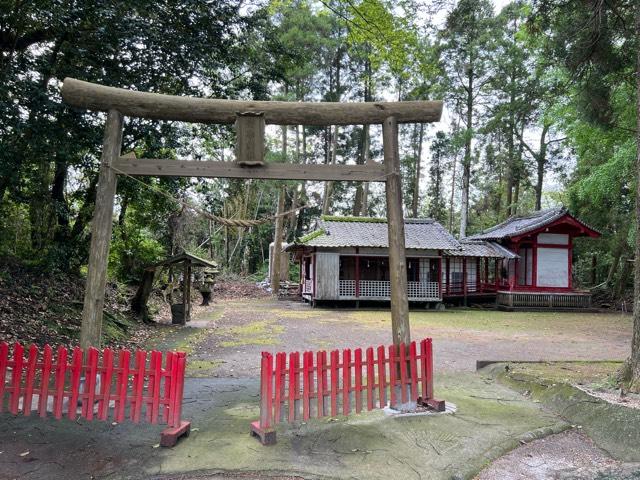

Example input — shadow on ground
[0,372,565,480]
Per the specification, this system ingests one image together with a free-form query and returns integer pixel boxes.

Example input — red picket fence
[250,337,444,445]
[0,342,190,447]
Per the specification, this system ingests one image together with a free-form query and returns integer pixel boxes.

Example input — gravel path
[180,297,631,379]
[476,430,640,480]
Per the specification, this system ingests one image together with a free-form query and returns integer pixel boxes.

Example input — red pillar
[532,236,538,287]
[355,250,360,298]
[445,258,450,295]
[568,238,573,289]
[438,255,443,298]
[462,257,467,296]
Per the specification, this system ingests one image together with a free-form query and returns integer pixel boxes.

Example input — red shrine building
[287,208,600,309]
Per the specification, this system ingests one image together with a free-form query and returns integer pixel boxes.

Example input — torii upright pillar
[383,116,411,347]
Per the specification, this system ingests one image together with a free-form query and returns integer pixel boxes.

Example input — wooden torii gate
[61,78,443,349]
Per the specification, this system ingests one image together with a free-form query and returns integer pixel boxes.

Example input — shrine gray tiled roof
[295,217,462,250]
[466,207,590,241]
[445,241,518,259]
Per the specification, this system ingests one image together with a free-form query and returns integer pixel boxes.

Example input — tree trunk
[411,123,424,218]
[271,186,286,295]
[628,3,640,389]
[535,124,550,211]
[448,150,458,233]
[322,124,338,215]
[132,268,156,323]
[51,156,70,243]
[459,70,473,238]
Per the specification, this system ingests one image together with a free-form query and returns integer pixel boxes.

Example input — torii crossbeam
[61,78,443,349]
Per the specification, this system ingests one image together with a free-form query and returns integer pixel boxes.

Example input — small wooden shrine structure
[132,252,218,325]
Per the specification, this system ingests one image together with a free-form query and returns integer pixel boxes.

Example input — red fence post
[98,348,114,421]
[418,338,445,411]
[23,344,38,416]
[342,348,351,416]
[376,345,387,409]
[250,352,276,445]
[9,342,24,415]
[160,350,191,447]
[67,347,83,420]
[83,347,99,420]
[409,341,418,401]
[288,351,299,422]
[302,351,312,420]
[39,345,52,417]
[388,345,397,409]
[354,348,363,413]
[365,347,374,411]
[53,346,67,419]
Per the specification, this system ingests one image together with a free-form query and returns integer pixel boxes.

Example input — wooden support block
[160,420,191,447]
[235,112,265,166]
[250,420,277,445]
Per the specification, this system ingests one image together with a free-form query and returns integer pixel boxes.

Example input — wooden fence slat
[425,338,433,400]
[39,345,52,417]
[330,350,338,417]
[342,348,351,416]
[162,351,174,424]
[172,352,187,428]
[376,345,387,409]
[302,351,312,420]
[316,351,325,418]
[23,344,38,416]
[9,343,24,415]
[84,347,99,420]
[131,350,147,423]
[53,346,67,419]
[259,352,273,429]
[388,345,396,408]
[354,348,362,414]
[288,351,299,422]
[366,347,374,411]
[98,348,114,421]
[274,352,285,424]
[115,350,130,423]
[399,342,408,404]
[409,341,418,401]
[150,351,163,424]
[420,339,427,400]
[67,347,83,420]
[0,342,8,413]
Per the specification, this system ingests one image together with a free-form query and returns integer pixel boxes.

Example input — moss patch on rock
[486,362,640,462]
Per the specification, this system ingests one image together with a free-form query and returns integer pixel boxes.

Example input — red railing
[0,342,190,447]
[251,337,444,445]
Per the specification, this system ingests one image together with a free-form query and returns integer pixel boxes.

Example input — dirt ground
[153,296,632,379]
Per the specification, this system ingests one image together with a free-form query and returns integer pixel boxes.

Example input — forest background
[0,0,637,301]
